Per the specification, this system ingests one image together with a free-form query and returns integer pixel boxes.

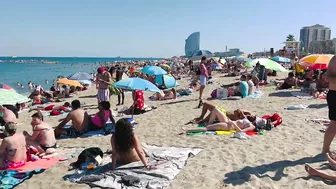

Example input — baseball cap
[97,67,105,74]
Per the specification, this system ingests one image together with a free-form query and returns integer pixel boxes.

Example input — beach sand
[15,73,335,189]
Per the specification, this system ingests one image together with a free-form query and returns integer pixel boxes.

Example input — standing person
[198,56,208,108]
[96,67,112,104]
[116,68,125,105]
[323,56,336,153]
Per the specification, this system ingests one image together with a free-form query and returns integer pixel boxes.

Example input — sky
[0,0,335,57]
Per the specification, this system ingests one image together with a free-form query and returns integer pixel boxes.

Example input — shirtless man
[0,105,17,126]
[96,67,112,103]
[54,100,89,138]
[323,56,336,153]
[24,112,57,153]
[0,122,27,169]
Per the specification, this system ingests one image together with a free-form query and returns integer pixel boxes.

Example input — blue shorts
[200,75,207,86]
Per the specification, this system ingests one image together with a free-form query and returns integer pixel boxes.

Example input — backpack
[73,147,104,169]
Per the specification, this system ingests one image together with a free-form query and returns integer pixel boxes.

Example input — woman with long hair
[111,118,152,169]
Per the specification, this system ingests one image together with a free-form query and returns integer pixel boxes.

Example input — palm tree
[286,34,295,41]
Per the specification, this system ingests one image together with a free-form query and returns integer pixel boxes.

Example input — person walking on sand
[96,67,112,104]
[323,56,336,153]
[198,56,208,108]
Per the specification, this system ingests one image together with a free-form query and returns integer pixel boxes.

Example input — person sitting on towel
[0,122,27,169]
[276,72,298,90]
[0,105,18,126]
[23,112,57,154]
[54,100,90,138]
[149,88,177,101]
[192,102,253,125]
[182,108,256,133]
[87,101,115,134]
[111,118,155,170]
[221,75,249,98]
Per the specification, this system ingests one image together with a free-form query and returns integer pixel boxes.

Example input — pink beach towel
[7,158,62,172]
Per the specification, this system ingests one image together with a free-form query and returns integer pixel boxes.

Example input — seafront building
[185,32,200,57]
[300,24,331,52]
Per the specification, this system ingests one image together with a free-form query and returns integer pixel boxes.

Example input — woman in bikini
[87,101,115,134]
[0,122,27,169]
[111,118,154,170]
[183,108,255,133]
[24,112,57,154]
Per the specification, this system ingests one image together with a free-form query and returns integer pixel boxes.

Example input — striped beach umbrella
[299,54,334,70]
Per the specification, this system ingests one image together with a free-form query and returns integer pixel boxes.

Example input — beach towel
[285,104,308,110]
[64,144,202,189]
[291,91,313,99]
[246,91,263,98]
[305,118,330,126]
[0,169,45,189]
[59,122,115,139]
[186,124,259,136]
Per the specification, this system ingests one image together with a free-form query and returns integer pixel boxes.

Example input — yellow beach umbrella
[160,64,171,71]
[299,54,334,70]
[57,78,83,87]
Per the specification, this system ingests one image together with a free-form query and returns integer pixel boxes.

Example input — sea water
[0,57,160,95]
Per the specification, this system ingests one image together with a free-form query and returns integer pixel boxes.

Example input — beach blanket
[65,144,202,189]
[285,104,308,110]
[0,158,62,189]
[291,91,326,100]
[0,169,45,189]
[246,91,263,99]
[306,118,330,126]
[186,124,260,136]
[59,122,115,139]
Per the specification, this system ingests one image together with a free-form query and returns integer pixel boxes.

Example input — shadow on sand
[307,104,328,109]
[268,91,293,97]
[223,154,328,186]
[79,95,97,99]
[160,99,198,106]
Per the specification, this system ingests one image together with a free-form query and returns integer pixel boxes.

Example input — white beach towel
[65,144,203,189]
[285,104,308,110]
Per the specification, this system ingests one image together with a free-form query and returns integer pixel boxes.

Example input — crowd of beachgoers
[0,54,336,188]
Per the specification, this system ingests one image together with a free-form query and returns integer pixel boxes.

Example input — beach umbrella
[155,75,179,89]
[245,58,289,72]
[299,54,334,70]
[272,56,291,63]
[113,78,160,92]
[78,80,92,85]
[141,66,167,75]
[0,84,16,92]
[57,78,83,87]
[189,50,213,60]
[0,89,30,105]
[67,72,92,80]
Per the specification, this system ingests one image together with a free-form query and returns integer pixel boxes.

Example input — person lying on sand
[182,108,256,133]
[305,153,336,181]
[87,101,115,134]
[221,75,249,98]
[23,112,57,154]
[54,100,90,138]
[111,118,155,170]
[0,122,27,169]
[149,88,177,101]
[0,105,17,126]
[29,102,71,113]
[191,102,252,125]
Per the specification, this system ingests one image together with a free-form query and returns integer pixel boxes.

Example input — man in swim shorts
[193,102,252,124]
[0,122,27,169]
[54,100,89,138]
[323,56,336,153]
[96,67,112,103]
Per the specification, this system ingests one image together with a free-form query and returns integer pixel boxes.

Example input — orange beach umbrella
[57,78,83,87]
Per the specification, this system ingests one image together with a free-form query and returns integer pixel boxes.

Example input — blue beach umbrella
[155,75,179,89]
[141,66,167,75]
[189,50,213,60]
[67,72,92,80]
[271,56,291,63]
[113,78,160,92]
[235,55,250,62]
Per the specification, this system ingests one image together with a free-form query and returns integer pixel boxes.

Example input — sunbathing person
[87,101,115,133]
[304,153,336,181]
[0,105,17,126]
[0,122,27,169]
[54,100,90,138]
[312,72,329,98]
[149,88,177,101]
[276,72,298,90]
[111,118,153,169]
[183,108,255,133]
[193,102,252,124]
[23,112,57,154]
[29,102,71,112]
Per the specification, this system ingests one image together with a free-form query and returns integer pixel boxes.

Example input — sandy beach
[14,72,335,189]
